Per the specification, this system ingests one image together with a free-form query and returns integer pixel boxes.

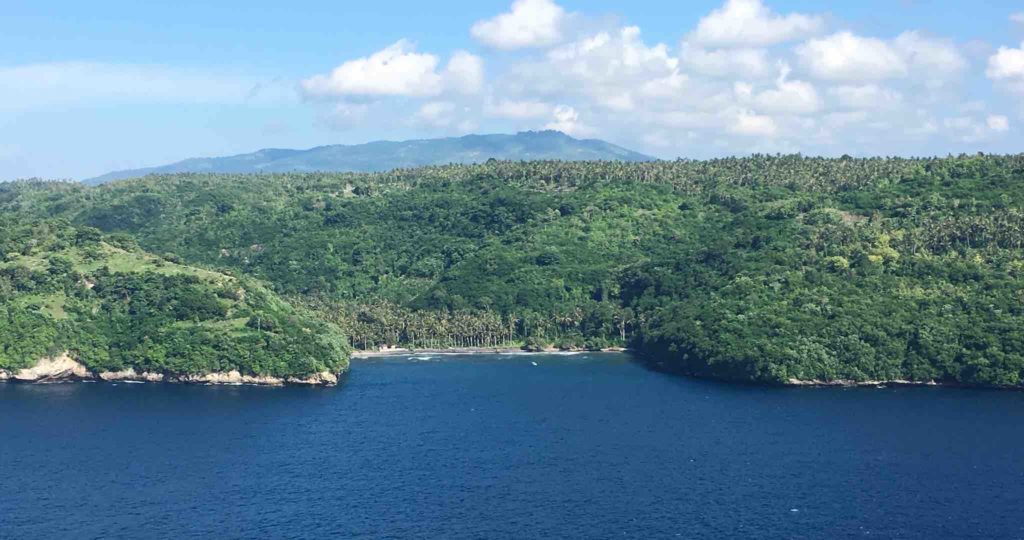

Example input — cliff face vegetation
[0,218,349,381]
[4,153,1024,386]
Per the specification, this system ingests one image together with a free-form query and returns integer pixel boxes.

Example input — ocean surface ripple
[2,353,1022,539]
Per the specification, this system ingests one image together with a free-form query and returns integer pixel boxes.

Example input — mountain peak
[83,132,654,185]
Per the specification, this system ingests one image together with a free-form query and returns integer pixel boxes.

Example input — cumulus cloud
[444,51,485,94]
[324,103,370,130]
[987,42,1024,93]
[797,31,967,86]
[471,0,566,50]
[637,72,691,101]
[988,43,1024,79]
[730,110,778,136]
[689,0,824,48]
[987,115,1010,132]
[301,42,484,100]
[679,44,772,79]
[292,0,1017,158]
[744,64,822,115]
[414,101,458,127]
[544,105,594,136]
[828,84,903,110]
[797,32,907,81]
[9,0,1024,182]
[542,26,679,111]
[945,114,1011,143]
[821,110,869,130]
[893,31,967,85]
[301,40,442,97]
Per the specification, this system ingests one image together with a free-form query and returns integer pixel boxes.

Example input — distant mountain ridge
[84,131,654,185]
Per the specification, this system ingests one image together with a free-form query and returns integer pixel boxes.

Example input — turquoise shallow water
[2,352,1023,539]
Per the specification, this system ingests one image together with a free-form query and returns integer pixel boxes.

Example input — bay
[2,353,1022,539]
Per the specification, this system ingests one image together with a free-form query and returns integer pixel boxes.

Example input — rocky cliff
[1,353,343,387]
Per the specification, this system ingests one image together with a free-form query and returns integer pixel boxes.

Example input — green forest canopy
[3,153,1024,386]
[0,217,349,378]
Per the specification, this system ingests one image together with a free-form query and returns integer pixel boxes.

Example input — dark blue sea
[2,353,1023,539]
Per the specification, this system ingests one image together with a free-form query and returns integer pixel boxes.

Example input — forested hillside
[5,153,1024,386]
[0,217,349,380]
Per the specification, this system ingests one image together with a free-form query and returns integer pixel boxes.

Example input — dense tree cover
[4,153,1024,386]
[0,217,349,377]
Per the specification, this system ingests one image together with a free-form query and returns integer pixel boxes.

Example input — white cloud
[828,84,903,110]
[679,44,773,79]
[822,110,869,129]
[485,99,552,119]
[324,102,370,130]
[987,42,1024,93]
[942,113,1011,142]
[944,115,1000,143]
[444,51,485,94]
[755,80,821,115]
[1012,12,1024,25]
[893,31,967,85]
[302,40,443,98]
[906,118,939,138]
[475,17,984,155]
[797,32,907,81]
[734,82,754,100]
[944,116,975,131]
[471,0,566,50]
[689,0,824,48]
[301,42,484,99]
[729,109,777,136]
[746,64,822,115]
[797,31,966,87]
[987,114,1010,132]
[7,1,1024,181]
[543,27,679,111]
[549,27,676,74]
[638,72,691,100]
[544,105,594,137]
[414,101,458,127]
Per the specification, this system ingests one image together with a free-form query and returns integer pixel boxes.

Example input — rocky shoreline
[629,357,1023,391]
[0,354,343,387]
[352,346,630,358]
[784,378,1024,390]
[785,378,943,388]
[8,352,998,391]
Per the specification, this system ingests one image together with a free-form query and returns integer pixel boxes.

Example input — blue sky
[1,0,1023,179]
